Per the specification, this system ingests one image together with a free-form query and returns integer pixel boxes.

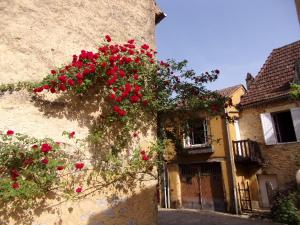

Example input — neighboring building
[161,84,246,213]
[238,40,300,210]
[296,0,300,23]
[0,1,164,224]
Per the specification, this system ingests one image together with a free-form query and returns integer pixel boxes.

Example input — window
[260,108,300,145]
[183,118,208,148]
[272,111,296,143]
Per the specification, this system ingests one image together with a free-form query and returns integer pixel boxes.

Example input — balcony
[232,139,263,165]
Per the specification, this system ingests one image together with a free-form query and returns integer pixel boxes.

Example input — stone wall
[239,100,300,187]
[0,0,159,224]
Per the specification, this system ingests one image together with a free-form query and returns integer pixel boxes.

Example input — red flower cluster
[33,35,159,119]
[41,143,52,153]
[140,150,149,161]
[76,187,82,193]
[75,162,84,170]
[6,130,14,136]
[69,131,75,138]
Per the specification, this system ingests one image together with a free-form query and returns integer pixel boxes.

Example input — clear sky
[156,0,300,90]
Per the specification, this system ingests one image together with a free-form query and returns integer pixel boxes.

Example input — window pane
[188,119,207,145]
[272,111,296,143]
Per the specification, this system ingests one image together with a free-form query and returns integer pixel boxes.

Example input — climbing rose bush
[33,36,160,121]
[1,36,225,204]
[0,130,159,203]
[33,35,224,120]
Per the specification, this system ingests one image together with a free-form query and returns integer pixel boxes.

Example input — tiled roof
[240,40,300,107]
[218,84,244,97]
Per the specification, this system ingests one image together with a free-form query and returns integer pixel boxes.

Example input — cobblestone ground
[158,209,283,225]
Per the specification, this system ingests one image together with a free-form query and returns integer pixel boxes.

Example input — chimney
[295,58,300,84]
[246,73,254,90]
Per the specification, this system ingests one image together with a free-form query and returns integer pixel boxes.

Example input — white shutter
[291,107,300,141]
[234,120,241,141]
[260,113,277,145]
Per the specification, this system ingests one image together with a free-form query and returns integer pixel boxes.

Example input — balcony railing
[232,139,263,165]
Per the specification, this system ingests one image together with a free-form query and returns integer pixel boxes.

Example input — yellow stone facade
[161,85,249,213]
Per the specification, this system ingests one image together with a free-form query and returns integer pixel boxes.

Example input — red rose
[128,39,135,44]
[133,74,139,80]
[113,106,120,113]
[130,95,140,103]
[67,79,75,86]
[101,62,107,68]
[57,166,64,171]
[11,169,20,180]
[109,93,116,100]
[75,162,84,170]
[128,49,135,55]
[142,155,149,161]
[76,73,83,80]
[116,97,122,102]
[43,85,50,89]
[6,130,14,136]
[58,75,67,83]
[41,143,52,153]
[119,70,126,77]
[146,52,153,58]
[141,44,149,50]
[69,131,75,138]
[59,84,67,91]
[50,87,56,93]
[51,70,56,75]
[76,187,82,193]
[121,91,129,98]
[32,144,38,149]
[105,35,112,42]
[118,109,127,117]
[134,85,141,93]
[125,83,131,93]
[124,57,132,64]
[12,182,20,189]
[41,158,49,165]
[140,150,146,155]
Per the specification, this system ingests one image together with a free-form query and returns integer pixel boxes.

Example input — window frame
[260,107,300,145]
[271,110,297,144]
[183,118,209,149]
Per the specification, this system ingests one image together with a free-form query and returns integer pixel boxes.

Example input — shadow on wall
[86,186,158,225]
[0,86,158,224]
[31,82,156,159]
[0,186,158,225]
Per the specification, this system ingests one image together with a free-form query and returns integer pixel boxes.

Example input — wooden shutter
[260,113,277,145]
[291,107,300,141]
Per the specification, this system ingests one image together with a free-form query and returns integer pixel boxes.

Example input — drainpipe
[225,110,239,214]
[163,162,170,208]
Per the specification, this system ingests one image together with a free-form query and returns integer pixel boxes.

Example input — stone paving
[158,209,283,225]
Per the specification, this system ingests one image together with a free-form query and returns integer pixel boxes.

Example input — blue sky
[156,0,300,90]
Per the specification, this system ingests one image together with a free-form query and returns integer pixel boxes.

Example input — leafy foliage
[271,184,300,225]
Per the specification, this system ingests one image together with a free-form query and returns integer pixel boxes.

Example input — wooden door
[180,165,201,209]
[180,163,225,211]
[257,174,278,208]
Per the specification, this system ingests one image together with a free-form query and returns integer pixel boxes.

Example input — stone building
[160,85,246,213]
[0,1,164,224]
[237,40,300,210]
